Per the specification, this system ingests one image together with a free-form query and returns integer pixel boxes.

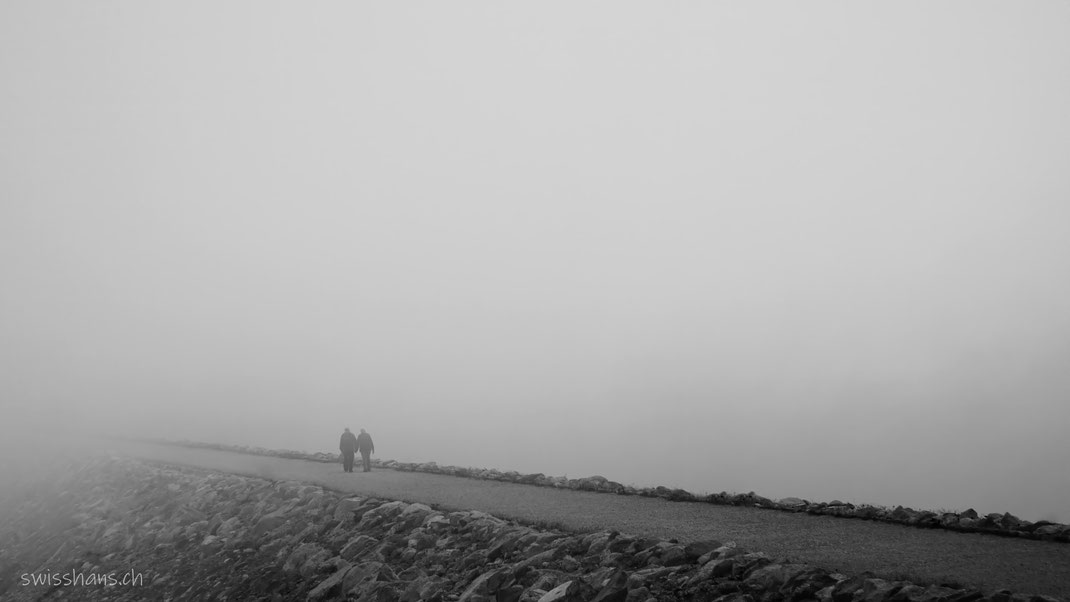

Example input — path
[106,440,1070,599]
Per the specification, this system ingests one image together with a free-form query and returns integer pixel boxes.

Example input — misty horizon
[2,2,1068,525]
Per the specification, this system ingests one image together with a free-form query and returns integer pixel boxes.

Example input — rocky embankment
[1,454,1062,602]
[163,439,1070,544]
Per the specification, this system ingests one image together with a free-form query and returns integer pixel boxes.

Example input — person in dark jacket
[356,428,375,472]
[339,428,358,473]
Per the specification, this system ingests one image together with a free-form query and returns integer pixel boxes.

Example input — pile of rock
[1,455,1061,601]
[160,438,1070,543]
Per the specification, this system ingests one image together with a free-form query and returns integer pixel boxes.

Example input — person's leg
[361,451,371,472]
[344,452,354,472]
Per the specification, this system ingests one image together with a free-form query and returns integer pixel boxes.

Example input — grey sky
[2,2,1069,521]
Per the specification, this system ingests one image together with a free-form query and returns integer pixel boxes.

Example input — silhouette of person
[339,427,358,473]
[356,428,375,472]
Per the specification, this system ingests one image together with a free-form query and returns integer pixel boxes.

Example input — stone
[216,516,244,539]
[657,545,689,567]
[744,563,814,592]
[348,580,402,602]
[891,506,914,521]
[307,562,353,601]
[423,514,451,530]
[582,532,615,557]
[488,531,529,561]
[200,534,222,548]
[527,569,569,592]
[458,567,516,601]
[339,535,380,561]
[911,511,940,528]
[1034,524,1063,537]
[589,570,629,602]
[250,514,288,539]
[538,580,597,602]
[688,558,735,585]
[698,542,741,565]
[627,566,674,589]
[858,578,901,601]
[516,548,564,571]
[398,503,436,529]
[283,543,332,577]
[341,561,395,593]
[333,497,366,521]
[683,540,721,562]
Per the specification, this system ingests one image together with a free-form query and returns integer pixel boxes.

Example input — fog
[2,3,1068,522]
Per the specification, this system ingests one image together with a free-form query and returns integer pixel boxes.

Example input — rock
[589,570,629,602]
[858,578,901,601]
[743,563,814,592]
[891,506,914,521]
[334,497,366,521]
[340,535,380,561]
[779,497,807,508]
[488,531,530,561]
[516,548,564,571]
[698,542,742,565]
[348,581,402,602]
[1034,524,1062,537]
[216,516,244,539]
[657,544,689,566]
[458,567,515,601]
[250,514,288,539]
[284,543,332,577]
[526,569,569,593]
[398,503,435,529]
[940,514,960,528]
[307,562,353,601]
[910,511,940,528]
[684,540,721,562]
[687,558,736,585]
[422,514,450,531]
[342,561,395,593]
[538,580,596,602]
[200,534,222,549]
[626,566,674,590]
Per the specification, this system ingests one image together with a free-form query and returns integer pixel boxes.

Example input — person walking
[356,428,375,472]
[339,427,358,473]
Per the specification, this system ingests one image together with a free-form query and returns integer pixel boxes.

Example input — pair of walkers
[339,428,375,473]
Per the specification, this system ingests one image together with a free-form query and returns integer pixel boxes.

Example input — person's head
[344,428,350,432]
[360,429,366,434]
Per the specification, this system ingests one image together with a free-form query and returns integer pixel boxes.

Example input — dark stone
[683,540,722,562]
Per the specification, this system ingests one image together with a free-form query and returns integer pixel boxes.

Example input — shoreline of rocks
[136,437,1070,545]
[3,454,1063,601]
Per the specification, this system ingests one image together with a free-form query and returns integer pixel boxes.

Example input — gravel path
[108,441,1070,600]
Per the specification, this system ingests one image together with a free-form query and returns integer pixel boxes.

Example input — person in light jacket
[356,428,375,472]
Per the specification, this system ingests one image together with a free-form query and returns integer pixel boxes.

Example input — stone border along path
[152,437,1070,544]
[108,439,1070,600]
